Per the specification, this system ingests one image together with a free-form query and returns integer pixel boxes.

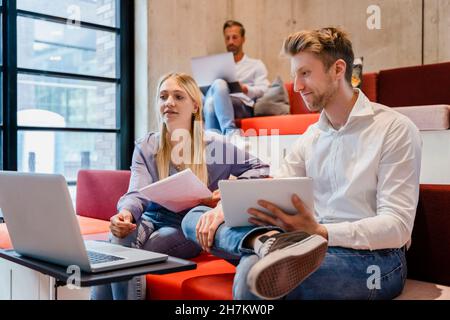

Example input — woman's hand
[199,189,221,208]
[110,209,137,239]
[195,202,224,252]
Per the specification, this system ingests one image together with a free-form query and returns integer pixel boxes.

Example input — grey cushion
[253,76,290,116]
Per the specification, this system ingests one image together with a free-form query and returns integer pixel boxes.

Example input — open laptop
[191,52,242,95]
[0,171,168,273]
[219,178,314,227]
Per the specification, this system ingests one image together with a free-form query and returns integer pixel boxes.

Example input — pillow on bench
[392,105,450,131]
[253,76,290,116]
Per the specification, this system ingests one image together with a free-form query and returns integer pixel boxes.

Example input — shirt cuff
[246,86,259,100]
[322,222,352,247]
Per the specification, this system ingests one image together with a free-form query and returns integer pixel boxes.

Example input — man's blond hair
[283,27,354,85]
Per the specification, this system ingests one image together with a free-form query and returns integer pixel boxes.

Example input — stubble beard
[305,78,338,113]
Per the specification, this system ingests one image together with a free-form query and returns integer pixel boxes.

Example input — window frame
[1,0,134,180]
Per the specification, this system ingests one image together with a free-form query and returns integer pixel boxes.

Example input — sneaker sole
[247,234,328,300]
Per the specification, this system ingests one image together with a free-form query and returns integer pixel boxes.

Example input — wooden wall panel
[147,0,228,131]
[141,0,449,133]
[292,0,423,73]
[424,0,450,64]
[232,0,294,82]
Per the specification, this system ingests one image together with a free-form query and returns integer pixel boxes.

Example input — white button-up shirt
[275,90,422,250]
[230,54,270,106]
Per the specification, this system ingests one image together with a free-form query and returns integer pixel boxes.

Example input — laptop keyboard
[87,250,125,265]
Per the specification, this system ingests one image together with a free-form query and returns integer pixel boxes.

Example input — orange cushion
[77,216,111,235]
[240,114,320,136]
[146,252,236,300]
[0,216,110,249]
[182,273,234,300]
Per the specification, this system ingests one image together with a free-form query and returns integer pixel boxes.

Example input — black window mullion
[4,0,17,171]
[17,67,118,84]
[2,0,133,175]
[0,4,3,170]
[118,0,134,170]
[1,4,3,130]
[17,126,119,134]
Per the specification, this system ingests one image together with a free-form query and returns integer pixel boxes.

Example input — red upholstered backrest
[407,184,450,286]
[378,62,450,107]
[76,170,131,221]
[360,72,378,102]
[284,73,378,114]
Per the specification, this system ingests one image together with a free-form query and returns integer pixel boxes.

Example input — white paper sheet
[139,169,212,212]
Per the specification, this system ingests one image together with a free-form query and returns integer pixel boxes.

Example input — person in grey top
[116,130,269,224]
[91,72,269,300]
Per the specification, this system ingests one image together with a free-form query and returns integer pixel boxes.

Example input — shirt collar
[317,89,374,132]
[236,54,248,65]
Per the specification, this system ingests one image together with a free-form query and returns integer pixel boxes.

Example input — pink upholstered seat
[76,170,131,221]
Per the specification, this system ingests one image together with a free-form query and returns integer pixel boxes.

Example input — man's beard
[227,45,238,54]
[304,80,338,112]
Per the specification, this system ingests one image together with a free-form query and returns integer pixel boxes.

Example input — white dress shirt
[230,54,270,106]
[275,90,422,250]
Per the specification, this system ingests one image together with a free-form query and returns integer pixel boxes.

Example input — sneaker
[247,231,328,300]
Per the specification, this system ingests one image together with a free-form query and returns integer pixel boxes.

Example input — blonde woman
[91,73,269,300]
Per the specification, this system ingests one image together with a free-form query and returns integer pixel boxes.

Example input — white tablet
[218,177,314,227]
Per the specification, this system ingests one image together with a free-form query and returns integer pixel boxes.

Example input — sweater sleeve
[117,134,158,222]
[246,60,270,100]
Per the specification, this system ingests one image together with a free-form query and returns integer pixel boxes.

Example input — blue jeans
[181,206,280,260]
[204,79,253,134]
[182,206,408,300]
[90,208,201,300]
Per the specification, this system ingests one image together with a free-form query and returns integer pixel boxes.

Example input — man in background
[203,20,270,136]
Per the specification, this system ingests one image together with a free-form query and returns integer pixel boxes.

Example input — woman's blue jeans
[90,208,202,300]
[203,79,253,134]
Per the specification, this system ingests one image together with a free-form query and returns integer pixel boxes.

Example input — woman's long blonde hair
[155,72,208,185]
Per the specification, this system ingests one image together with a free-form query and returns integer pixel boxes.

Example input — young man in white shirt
[203,20,270,135]
[182,27,422,300]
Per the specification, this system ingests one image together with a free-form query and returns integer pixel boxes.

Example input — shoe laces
[259,236,276,258]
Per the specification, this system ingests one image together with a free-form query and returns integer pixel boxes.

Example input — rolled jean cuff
[238,226,284,254]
